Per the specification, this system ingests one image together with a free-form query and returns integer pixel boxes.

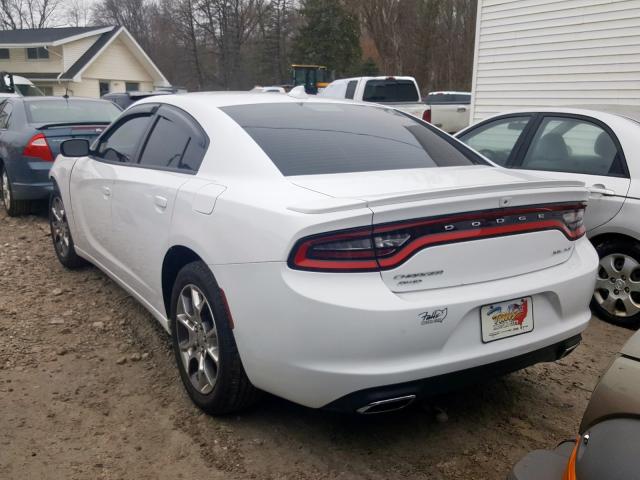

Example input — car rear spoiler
[36,122,110,130]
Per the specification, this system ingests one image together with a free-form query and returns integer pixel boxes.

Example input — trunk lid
[290,166,588,292]
[35,123,108,157]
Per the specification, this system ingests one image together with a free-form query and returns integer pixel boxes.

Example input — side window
[0,102,11,129]
[345,80,357,100]
[521,117,622,176]
[458,116,530,166]
[138,107,206,172]
[95,114,153,163]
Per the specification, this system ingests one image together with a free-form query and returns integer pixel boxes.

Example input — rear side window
[362,80,419,102]
[221,103,484,176]
[345,80,357,99]
[138,107,206,172]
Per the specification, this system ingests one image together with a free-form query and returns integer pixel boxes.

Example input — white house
[0,26,169,97]
[470,0,640,123]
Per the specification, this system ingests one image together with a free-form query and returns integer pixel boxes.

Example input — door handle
[457,107,467,112]
[154,195,168,209]
[102,186,111,197]
[588,184,615,197]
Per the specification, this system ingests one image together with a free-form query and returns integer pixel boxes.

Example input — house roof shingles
[0,26,108,45]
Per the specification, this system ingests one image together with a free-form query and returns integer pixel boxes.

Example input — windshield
[363,80,419,102]
[15,83,45,97]
[222,103,484,176]
[26,99,121,124]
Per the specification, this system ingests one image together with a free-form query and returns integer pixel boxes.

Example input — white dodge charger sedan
[48,93,598,414]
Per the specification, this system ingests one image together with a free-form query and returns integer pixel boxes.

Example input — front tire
[1,165,31,216]
[170,261,260,414]
[591,238,640,328]
[49,187,86,269]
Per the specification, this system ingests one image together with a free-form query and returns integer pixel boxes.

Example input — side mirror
[60,138,90,157]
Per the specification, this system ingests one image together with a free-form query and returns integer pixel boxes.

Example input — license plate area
[480,297,534,343]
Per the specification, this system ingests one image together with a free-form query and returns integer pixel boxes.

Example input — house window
[26,47,49,60]
[0,49,9,60]
[125,82,140,92]
[99,81,110,97]
[37,85,53,95]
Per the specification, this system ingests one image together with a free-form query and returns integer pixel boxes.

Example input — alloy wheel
[50,196,70,258]
[594,253,640,317]
[1,169,10,208]
[175,284,220,394]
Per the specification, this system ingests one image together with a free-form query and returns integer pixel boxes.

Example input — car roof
[480,106,640,126]
[134,91,369,110]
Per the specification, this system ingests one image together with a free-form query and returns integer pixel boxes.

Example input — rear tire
[49,187,86,269]
[591,238,640,328]
[1,165,31,216]
[170,261,261,414]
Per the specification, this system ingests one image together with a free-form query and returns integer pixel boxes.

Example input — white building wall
[62,36,98,71]
[82,38,155,83]
[470,0,640,123]
[0,45,64,73]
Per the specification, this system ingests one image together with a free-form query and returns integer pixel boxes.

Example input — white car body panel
[50,94,598,409]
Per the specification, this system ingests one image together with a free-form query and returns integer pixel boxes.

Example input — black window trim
[511,112,630,179]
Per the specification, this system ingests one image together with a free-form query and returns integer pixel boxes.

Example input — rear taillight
[289,203,586,272]
[422,108,432,123]
[23,133,53,161]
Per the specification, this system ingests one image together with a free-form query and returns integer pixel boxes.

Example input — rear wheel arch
[589,232,639,250]
[161,245,205,317]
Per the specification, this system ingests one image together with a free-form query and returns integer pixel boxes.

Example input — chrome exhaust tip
[356,395,417,414]
[559,342,580,359]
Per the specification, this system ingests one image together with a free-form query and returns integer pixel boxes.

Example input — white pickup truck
[319,76,427,119]
[423,91,471,134]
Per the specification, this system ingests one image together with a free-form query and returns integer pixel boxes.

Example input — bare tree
[0,0,62,29]
[65,0,92,27]
[197,0,265,88]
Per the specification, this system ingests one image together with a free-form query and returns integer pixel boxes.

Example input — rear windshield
[221,103,484,176]
[426,93,471,105]
[26,99,121,124]
[362,80,419,103]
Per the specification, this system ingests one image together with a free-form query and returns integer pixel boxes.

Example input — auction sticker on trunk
[480,297,533,343]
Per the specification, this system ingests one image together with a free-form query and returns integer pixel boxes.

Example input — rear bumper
[326,335,581,413]
[11,181,53,200]
[507,441,575,480]
[213,237,598,409]
[5,157,53,200]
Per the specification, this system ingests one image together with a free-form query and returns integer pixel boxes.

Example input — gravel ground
[0,207,635,480]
